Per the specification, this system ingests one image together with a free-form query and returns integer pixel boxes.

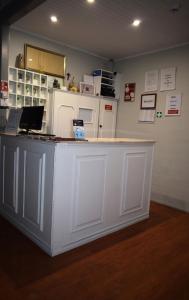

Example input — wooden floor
[0,202,189,300]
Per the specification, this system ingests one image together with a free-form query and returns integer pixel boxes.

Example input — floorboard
[0,202,189,300]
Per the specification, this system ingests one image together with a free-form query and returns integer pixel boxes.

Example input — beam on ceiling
[0,0,46,25]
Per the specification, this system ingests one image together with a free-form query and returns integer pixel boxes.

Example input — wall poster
[124,83,135,101]
[165,94,182,116]
[144,70,158,92]
[160,67,176,91]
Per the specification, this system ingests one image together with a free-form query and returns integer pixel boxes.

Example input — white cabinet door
[119,147,152,219]
[0,136,55,253]
[0,137,19,216]
[52,145,109,250]
[18,140,55,244]
[98,99,117,138]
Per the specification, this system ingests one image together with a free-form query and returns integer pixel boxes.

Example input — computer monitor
[19,106,44,133]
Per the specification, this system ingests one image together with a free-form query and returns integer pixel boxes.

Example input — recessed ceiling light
[50,15,58,23]
[132,19,141,27]
[87,0,95,3]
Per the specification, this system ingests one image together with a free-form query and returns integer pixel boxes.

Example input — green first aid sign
[156,112,163,118]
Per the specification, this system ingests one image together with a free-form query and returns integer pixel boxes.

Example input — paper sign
[145,70,158,92]
[138,109,155,122]
[160,67,176,91]
[165,94,182,116]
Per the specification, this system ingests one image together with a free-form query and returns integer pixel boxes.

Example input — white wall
[115,45,189,212]
[9,28,109,86]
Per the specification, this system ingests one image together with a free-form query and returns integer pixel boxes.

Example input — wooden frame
[141,93,157,109]
[24,44,66,78]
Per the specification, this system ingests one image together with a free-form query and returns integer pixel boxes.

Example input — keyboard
[18,131,55,137]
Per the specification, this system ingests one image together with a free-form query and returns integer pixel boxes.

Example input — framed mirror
[24,44,66,78]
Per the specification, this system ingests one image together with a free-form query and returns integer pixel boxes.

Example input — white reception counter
[0,134,154,256]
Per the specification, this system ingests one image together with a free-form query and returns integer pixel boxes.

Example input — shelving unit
[8,67,49,132]
[93,69,115,98]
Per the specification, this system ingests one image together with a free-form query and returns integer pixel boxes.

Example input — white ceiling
[12,0,189,60]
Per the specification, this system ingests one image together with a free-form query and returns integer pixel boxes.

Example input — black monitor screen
[19,106,44,132]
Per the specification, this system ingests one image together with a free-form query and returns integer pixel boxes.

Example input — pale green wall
[9,29,189,211]
[115,45,189,211]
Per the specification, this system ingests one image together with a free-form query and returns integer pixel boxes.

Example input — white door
[98,99,117,138]
[52,91,78,137]
[56,104,76,137]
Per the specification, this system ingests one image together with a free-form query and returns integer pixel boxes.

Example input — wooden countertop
[0,133,155,144]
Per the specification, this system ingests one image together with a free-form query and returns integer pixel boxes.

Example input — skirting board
[0,209,52,256]
[151,192,189,213]
[0,208,149,257]
[52,213,149,256]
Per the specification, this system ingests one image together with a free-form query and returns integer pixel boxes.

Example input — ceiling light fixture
[50,15,58,23]
[132,19,141,27]
[87,0,95,3]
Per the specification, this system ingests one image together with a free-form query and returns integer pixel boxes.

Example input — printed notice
[160,67,176,91]
[165,94,182,116]
[138,109,155,122]
[144,70,158,92]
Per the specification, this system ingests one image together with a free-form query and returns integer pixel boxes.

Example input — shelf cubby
[8,67,49,132]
